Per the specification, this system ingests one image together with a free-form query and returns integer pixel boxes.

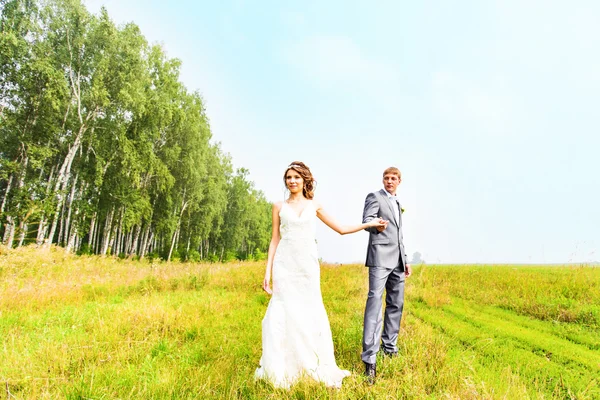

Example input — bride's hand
[368,218,388,229]
[263,277,272,295]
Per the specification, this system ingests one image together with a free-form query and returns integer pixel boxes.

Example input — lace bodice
[279,201,317,242]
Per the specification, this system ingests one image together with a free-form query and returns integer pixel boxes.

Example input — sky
[85,0,599,264]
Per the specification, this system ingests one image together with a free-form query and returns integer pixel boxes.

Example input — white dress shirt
[384,190,400,224]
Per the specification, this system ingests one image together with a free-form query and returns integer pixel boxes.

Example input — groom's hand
[376,219,388,232]
[405,263,412,277]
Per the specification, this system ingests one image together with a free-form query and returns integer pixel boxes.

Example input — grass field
[1,246,599,399]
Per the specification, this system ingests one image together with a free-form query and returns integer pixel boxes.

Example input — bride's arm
[315,201,386,235]
[263,202,282,294]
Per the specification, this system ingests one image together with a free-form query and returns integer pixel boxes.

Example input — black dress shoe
[364,362,376,385]
[383,349,398,358]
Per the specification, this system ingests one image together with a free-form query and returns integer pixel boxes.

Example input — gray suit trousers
[361,265,405,364]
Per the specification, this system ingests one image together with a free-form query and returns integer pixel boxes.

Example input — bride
[255,161,385,389]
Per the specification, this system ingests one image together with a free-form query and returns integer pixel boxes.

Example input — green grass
[1,246,599,399]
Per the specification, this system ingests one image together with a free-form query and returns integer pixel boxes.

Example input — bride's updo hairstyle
[284,161,316,200]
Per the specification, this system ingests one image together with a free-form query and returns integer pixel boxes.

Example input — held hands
[369,217,388,232]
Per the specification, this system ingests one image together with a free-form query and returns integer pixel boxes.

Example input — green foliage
[146,251,160,262]
[222,250,238,263]
[76,243,92,255]
[0,0,271,260]
[251,248,267,261]
[206,253,220,263]
[187,249,201,262]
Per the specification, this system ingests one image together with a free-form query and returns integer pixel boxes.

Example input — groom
[361,166,411,384]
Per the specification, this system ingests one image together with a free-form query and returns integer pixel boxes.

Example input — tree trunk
[114,207,124,256]
[94,214,103,254]
[124,229,131,255]
[36,165,55,246]
[0,173,13,214]
[167,196,189,262]
[57,194,68,245]
[5,155,29,248]
[44,104,96,249]
[100,208,114,256]
[88,211,97,248]
[65,203,81,253]
[129,224,141,257]
[144,230,155,259]
[107,222,118,256]
[17,223,27,247]
[62,173,78,248]
[45,145,78,248]
[113,224,120,256]
[66,227,77,253]
[66,204,81,253]
[67,181,86,253]
[3,216,15,248]
[167,226,178,262]
[139,224,150,259]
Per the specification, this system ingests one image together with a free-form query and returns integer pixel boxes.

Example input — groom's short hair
[383,167,401,178]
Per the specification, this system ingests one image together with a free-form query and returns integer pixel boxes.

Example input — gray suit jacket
[362,189,407,269]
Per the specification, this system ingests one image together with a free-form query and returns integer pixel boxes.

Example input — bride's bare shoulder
[273,201,284,211]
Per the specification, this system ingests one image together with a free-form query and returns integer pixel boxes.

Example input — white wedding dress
[255,200,351,389]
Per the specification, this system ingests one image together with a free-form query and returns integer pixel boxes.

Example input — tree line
[0,0,272,261]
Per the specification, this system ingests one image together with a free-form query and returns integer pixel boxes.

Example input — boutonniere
[401,207,405,213]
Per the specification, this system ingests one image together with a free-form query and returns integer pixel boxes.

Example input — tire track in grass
[405,315,533,399]
[468,303,600,351]
[410,300,600,398]
[442,298,600,371]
